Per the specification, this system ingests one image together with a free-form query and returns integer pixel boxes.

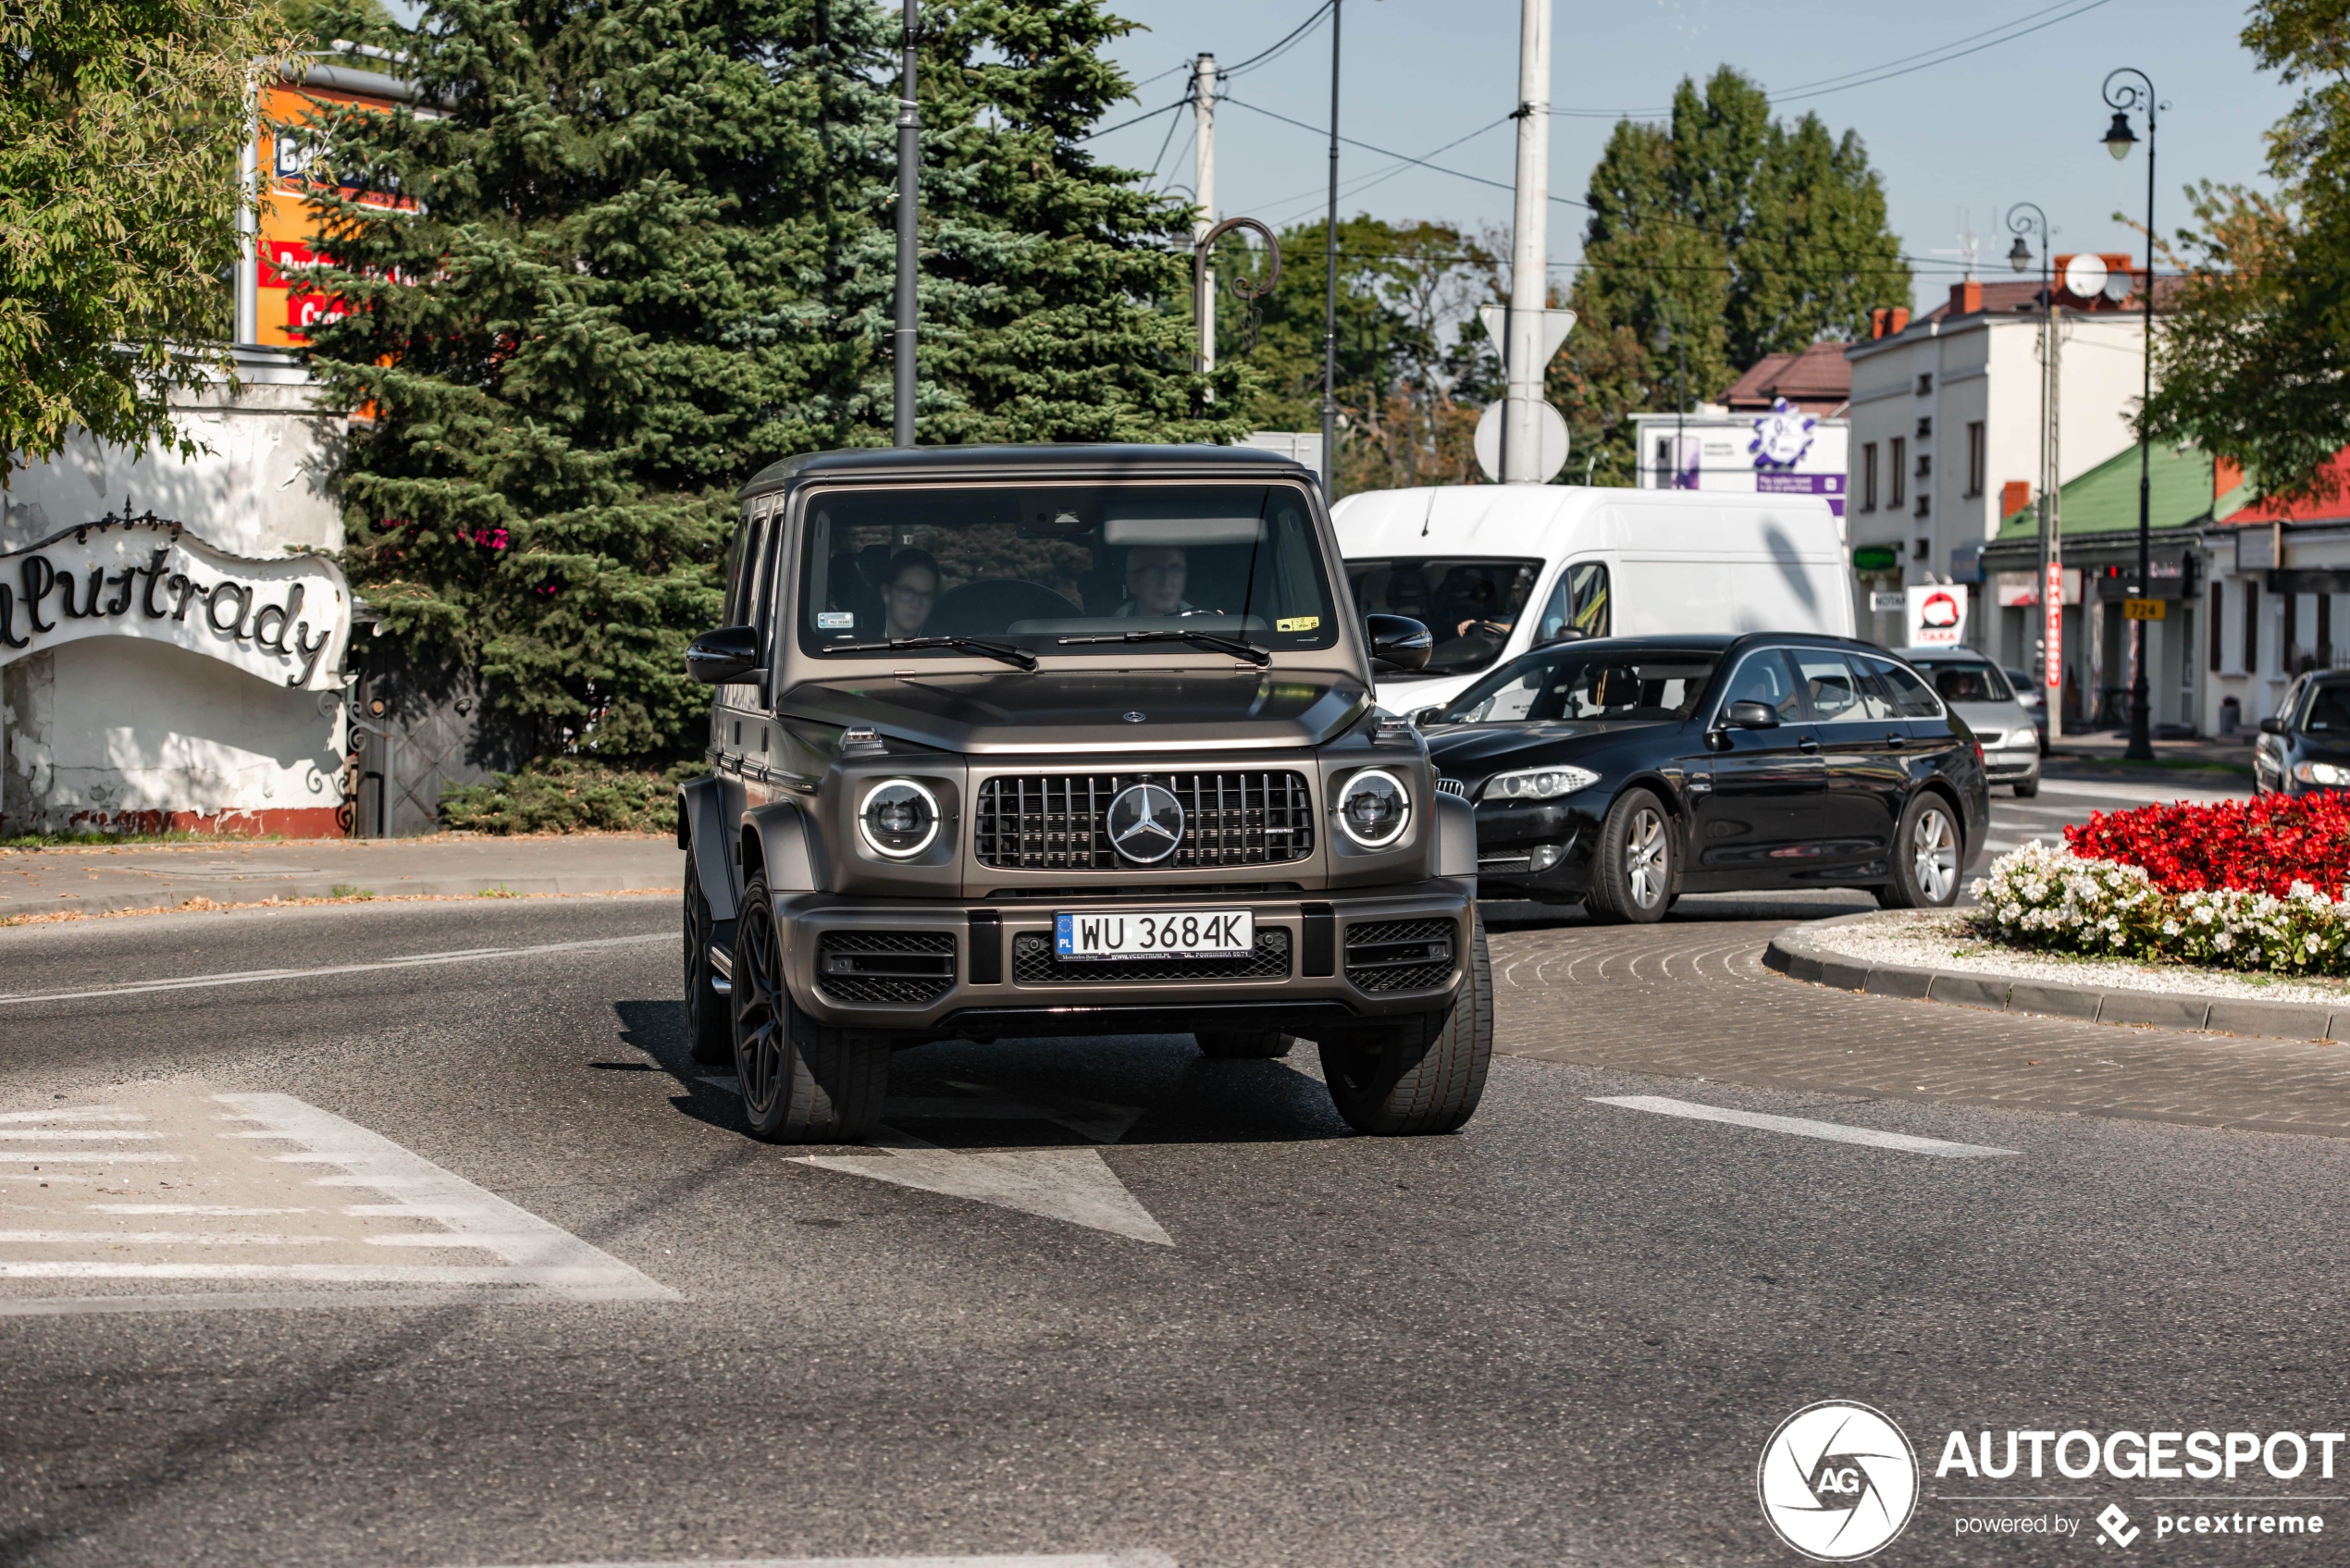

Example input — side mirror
[1366,613,1433,673]
[2259,715,2287,735]
[1411,706,1442,729]
[1535,625,1588,648]
[686,624,761,685]
[1725,699,1781,730]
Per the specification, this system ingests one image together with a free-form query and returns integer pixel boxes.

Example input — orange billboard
[253,68,418,346]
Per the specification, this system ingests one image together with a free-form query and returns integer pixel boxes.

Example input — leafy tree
[2141,1,2350,506]
[1231,216,1496,491]
[1557,67,1908,483]
[0,0,291,482]
[302,0,1230,762]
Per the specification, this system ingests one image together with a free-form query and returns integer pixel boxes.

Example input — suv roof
[738,442,1316,500]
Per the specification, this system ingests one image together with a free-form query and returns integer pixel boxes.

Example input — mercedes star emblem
[1122,710,1146,722]
[1106,783,1185,863]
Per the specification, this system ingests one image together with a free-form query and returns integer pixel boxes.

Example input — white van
[1331,483,1855,713]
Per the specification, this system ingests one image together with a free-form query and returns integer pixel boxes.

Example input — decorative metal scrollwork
[1194,216,1281,372]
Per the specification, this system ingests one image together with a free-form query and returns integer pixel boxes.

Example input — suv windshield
[1440,648,1721,724]
[1911,658,2013,703]
[795,483,1338,658]
[1346,557,1540,678]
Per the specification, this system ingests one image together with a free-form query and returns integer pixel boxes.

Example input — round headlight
[1335,768,1411,847]
[859,778,940,858]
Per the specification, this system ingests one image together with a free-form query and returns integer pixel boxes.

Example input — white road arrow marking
[795,1129,1172,1247]
[1590,1094,2019,1157]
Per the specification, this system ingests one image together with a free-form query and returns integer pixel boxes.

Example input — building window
[2321,593,2334,667]
[1916,417,1932,439]
[1890,438,1907,507]
[1916,452,1932,480]
[2245,579,2260,673]
[1914,493,1931,519]
[2210,582,2224,672]
[1916,373,1933,396]
[1965,422,1985,497]
[1861,443,1877,512]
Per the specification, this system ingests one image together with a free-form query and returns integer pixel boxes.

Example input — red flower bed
[2064,791,2350,897]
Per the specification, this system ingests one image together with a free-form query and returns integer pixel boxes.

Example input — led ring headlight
[1335,768,1411,848]
[859,778,940,858]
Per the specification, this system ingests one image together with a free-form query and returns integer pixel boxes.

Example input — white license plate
[1054,909,1254,961]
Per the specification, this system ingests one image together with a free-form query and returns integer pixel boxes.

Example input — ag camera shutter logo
[1757,1401,1920,1561]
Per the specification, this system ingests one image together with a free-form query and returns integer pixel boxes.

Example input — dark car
[2255,672,2350,796]
[1416,633,1992,921]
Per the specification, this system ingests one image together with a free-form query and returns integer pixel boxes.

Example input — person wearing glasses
[882,549,938,638]
[1116,545,1194,618]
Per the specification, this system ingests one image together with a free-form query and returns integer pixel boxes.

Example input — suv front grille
[1011,928,1292,984]
[1344,919,1456,993]
[816,930,956,1005]
[975,772,1314,871]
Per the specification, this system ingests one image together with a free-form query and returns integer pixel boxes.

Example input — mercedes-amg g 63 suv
[678,444,1487,1142]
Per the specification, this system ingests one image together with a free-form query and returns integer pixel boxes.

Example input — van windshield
[1345,557,1540,678]
[1441,648,1721,724]
[794,483,1339,658]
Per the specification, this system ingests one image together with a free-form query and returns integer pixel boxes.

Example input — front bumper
[1985,746,2041,784]
[769,879,1476,1038]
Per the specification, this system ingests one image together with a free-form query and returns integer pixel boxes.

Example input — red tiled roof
[1721,340,1850,412]
[2220,451,2350,525]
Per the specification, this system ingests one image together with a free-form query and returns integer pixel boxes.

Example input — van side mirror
[686,624,761,685]
[1366,613,1433,673]
[1411,706,1442,729]
[1535,625,1588,648]
[2259,715,2287,735]
[1725,700,1781,730]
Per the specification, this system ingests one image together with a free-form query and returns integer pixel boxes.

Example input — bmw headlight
[1335,768,1411,847]
[2294,760,2350,786]
[1483,765,1600,801]
[859,778,940,858]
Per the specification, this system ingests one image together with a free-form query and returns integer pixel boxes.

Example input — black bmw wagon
[1416,633,1992,921]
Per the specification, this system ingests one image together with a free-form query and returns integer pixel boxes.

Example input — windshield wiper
[1057,629,1271,667]
[821,636,1037,671]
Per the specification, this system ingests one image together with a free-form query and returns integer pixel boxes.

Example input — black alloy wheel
[730,874,888,1142]
[1584,786,1675,925]
[681,866,734,1067]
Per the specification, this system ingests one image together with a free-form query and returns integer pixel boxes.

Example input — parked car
[1892,647,2042,796]
[677,443,1487,1143]
[2004,667,2050,753]
[1416,633,1991,920]
[2255,671,2350,796]
[1331,484,1855,717]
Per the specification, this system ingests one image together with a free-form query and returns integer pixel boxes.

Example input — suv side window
[1718,648,1804,722]
[1861,655,1943,719]
[1534,562,1610,645]
[738,496,780,656]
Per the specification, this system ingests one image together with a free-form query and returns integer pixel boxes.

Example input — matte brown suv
[678,444,1488,1142]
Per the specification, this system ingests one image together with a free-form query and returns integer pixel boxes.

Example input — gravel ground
[1801,908,2350,1005]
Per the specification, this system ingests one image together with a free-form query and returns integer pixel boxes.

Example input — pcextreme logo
[1758,1401,1922,1561]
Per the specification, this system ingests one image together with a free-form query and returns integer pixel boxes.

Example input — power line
[1077,94,1189,142]
[1776,0,2117,102]
[1218,0,1335,79]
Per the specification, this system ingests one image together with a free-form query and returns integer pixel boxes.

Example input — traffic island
[1765,909,2350,1043]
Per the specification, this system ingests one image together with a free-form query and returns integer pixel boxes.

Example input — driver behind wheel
[1116,546,1194,617]
[882,549,938,638]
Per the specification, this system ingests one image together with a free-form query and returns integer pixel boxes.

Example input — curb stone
[1763,912,2345,1043]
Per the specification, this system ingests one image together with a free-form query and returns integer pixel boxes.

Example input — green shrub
[438,759,702,836]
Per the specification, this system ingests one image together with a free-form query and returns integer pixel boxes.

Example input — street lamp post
[2008,203,2060,744]
[2102,68,2158,759]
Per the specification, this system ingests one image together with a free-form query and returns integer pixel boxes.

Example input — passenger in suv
[678,445,1486,1144]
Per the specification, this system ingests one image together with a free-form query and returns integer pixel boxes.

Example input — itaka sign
[1906,583,1969,648]
[0,514,352,690]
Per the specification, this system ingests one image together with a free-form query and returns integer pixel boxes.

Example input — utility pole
[235,65,262,346]
[1194,54,1217,386]
[1500,0,1552,484]
[893,0,921,448]
[1319,0,1342,500]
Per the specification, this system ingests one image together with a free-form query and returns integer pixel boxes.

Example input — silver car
[1895,648,2044,796]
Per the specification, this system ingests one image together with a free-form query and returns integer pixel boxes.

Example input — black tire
[1878,792,1964,908]
[1195,1030,1292,1059]
[1318,913,1491,1135]
[681,867,735,1067]
[1582,786,1674,925]
[731,874,888,1142]
[2011,778,2039,799]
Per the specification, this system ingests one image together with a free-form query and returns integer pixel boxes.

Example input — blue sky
[1082,0,2294,313]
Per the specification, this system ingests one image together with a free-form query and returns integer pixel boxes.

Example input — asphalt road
[7,776,2343,1568]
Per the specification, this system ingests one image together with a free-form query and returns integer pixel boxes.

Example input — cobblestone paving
[1488,894,2350,1139]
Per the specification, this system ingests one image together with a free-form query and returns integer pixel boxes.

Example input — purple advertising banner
[1757,471,1846,518]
